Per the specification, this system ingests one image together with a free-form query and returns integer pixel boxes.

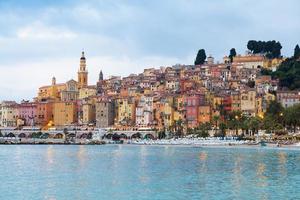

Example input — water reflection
[257,163,267,183]
[278,151,287,178]
[199,151,207,161]
[77,145,87,168]
[139,145,150,184]
[256,162,268,200]
[163,145,175,156]
[46,145,54,165]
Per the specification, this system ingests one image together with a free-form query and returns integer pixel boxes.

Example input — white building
[0,101,18,127]
[136,96,153,127]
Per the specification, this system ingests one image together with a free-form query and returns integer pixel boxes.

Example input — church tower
[78,51,88,89]
[99,70,103,81]
[97,70,104,95]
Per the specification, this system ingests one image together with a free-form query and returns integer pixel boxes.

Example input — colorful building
[53,101,77,126]
[0,101,18,127]
[16,101,37,126]
[95,99,114,128]
[36,100,54,128]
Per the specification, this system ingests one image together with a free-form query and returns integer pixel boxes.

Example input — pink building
[210,66,221,78]
[16,101,37,126]
[184,94,205,128]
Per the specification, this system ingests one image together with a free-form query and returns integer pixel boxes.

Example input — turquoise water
[0,145,299,200]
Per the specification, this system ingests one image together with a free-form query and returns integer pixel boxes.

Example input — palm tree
[212,115,220,135]
[248,117,261,136]
[227,111,242,136]
[174,119,184,137]
[284,104,300,133]
[218,122,227,137]
[240,117,250,136]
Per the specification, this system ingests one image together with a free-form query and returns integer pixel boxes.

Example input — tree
[227,111,242,135]
[171,119,184,137]
[229,48,237,62]
[284,104,300,133]
[273,57,300,89]
[246,40,282,58]
[294,44,300,59]
[195,122,211,138]
[218,122,227,137]
[158,130,166,139]
[241,116,250,136]
[195,49,206,65]
[271,41,282,58]
[248,117,261,136]
[212,115,220,135]
[266,100,284,122]
[260,68,272,76]
[263,115,283,134]
[247,40,256,53]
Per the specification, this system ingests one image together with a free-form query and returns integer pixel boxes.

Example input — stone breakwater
[0,138,105,145]
[127,138,247,146]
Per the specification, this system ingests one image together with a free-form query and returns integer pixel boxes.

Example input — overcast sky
[0,0,299,101]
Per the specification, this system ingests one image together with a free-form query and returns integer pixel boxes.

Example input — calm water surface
[0,145,299,200]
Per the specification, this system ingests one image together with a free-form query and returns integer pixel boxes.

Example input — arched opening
[131,132,141,139]
[87,132,93,139]
[31,132,42,138]
[40,133,49,139]
[105,134,113,139]
[80,133,87,139]
[18,133,26,138]
[112,133,120,141]
[67,133,76,138]
[54,133,63,139]
[144,134,155,140]
[119,134,128,139]
[7,132,16,138]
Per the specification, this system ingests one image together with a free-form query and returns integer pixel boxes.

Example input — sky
[0,0,299,101]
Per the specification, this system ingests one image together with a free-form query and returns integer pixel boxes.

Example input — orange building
[53,101,77,126]
[198,105,211,124]
[36,100,54,127]
[37,77,66,100]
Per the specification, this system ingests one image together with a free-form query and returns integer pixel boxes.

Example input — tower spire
[78,51,88,89]
[99,70,103,81]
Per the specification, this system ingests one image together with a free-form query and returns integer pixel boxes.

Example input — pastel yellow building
[116,98,136,125]
[163,102,174,128]
[212,96,223,111]
[240,90,256,116]
[53,102,77,126]
[263,58,285,69]
[38,77,66,100]
[255,96,263,117]
[79,87,97,99]
[231,92,241,111]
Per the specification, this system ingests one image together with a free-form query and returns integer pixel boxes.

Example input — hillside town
[0,43,300,141]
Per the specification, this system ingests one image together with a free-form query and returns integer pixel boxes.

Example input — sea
[0,145,299,200]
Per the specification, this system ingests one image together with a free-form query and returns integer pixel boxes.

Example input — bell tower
[78,51,88,89]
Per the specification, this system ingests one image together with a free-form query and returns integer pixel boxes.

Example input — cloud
[0,0,299,101]
[16,22,77,40]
